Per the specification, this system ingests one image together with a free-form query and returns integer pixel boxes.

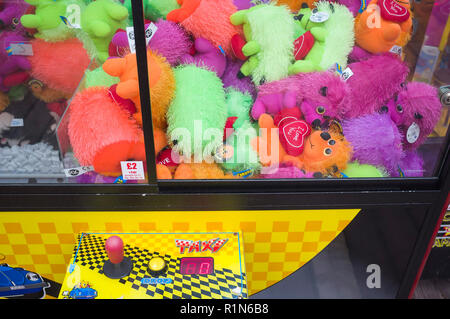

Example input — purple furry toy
[0,31,31,92]
[180,37,227,77]
[221,57,256,98]
[0,0,28,30]
[342,113,404,176]
[260,163,315,179]
[385,81,442,151]
[252,71,347,128]
[341,53,409,119]
[111,19,192,65]
[394,151,424,177]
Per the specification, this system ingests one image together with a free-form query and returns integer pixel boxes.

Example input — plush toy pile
[0,0,443,182]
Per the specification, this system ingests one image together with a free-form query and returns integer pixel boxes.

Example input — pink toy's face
[300,98,339,130]
[297,73,347,129]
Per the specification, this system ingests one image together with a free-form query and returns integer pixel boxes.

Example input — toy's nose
[380,106,388,113]
[320,132,331,141]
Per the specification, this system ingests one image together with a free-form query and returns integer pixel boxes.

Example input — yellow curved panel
[0,209,360,295]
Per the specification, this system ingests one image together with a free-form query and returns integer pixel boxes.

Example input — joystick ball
[105,236,124,264]
[103,235,133,279]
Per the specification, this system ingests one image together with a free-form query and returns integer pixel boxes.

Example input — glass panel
[0,0,149,184]
[151,0,449,180]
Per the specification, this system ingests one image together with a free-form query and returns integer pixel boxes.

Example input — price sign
[120,161,145,180]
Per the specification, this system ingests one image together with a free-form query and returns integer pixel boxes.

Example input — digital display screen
[180,257,214,275]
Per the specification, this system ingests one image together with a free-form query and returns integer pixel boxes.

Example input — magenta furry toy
[252,71,347,129]
[342,113,403,176]
[260,163,315,179]
[0,0,28,30]
[385,81,441,151]
[341,53,409,119]
[111,20,192,66]
[180,37,227,77]
[0,31,31,92]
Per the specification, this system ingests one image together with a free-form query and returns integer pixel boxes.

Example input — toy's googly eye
[328,140,336,146]
[28,79,43,88]
[312,8,318,13]
[396,104,403,113]
[324,148,332,156]
[316,106,325,114]
[12,18,19,25]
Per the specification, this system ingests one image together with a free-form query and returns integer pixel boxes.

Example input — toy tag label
[390,45,403,56]
[10,118,23,127]
[310,11,329,23]
[64,166,94,177]
[7,43,33,56]
[406,122,420,144]
[340,67,354,81]
[120,161,145,180]
[60,16,81,29]
[126,23,158,54]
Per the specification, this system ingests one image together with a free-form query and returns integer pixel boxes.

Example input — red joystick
[105,236,124,264]
[103,236,133,279]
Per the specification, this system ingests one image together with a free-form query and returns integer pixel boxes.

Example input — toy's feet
[289,61,316,74]
[251,99,265,120]
[157,164,173,179]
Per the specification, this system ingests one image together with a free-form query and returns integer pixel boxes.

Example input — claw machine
[0,0,449,300]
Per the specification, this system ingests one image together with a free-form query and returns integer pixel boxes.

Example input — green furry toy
[123,0,180,22]
[290,1,354,74]
[230,3,295,85]
[21,0,79,41]
[220,88,261,176]
[167,65,227,161]
[80,0,128,63]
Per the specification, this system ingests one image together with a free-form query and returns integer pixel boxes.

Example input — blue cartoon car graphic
[67,283,98,299]
[0,263,50,298]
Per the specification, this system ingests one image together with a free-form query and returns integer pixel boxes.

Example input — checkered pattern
[74,234,247,299]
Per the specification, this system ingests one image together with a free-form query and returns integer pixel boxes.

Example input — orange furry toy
[68,87,146,176]
[102,49,175,129]
[252,114,352,175]
[354,0,412,54]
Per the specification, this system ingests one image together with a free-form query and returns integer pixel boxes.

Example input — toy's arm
[105,2,129,21]
[309,27,327,42]
[242,41,260,57]
[20,14,42,29]
[239,55,258,77]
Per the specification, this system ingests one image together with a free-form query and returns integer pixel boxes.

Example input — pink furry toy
[260,162,315,179]
[180,37,227,77]
[0,30,31,92]
[341,53,409,119]
[385,81,442,151]
[166,0,242,56]
[252,71,347,129]
[111,19,192,66]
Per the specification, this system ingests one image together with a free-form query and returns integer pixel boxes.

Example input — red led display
[180,257,214,275]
